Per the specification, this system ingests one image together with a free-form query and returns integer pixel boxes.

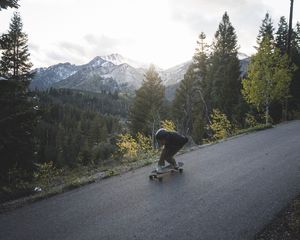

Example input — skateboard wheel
[149,176,154,180]
[158,178,163,182]
[179,169,183,173]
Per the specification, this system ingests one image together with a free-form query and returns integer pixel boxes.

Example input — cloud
[84,34,120,48]
[168,0,270,55]
[170,0,267,32]
[45,43,90,66]
[58,42,83,56]
[32,34,134,68]
[83,34,133,55]
[28,43,40,52]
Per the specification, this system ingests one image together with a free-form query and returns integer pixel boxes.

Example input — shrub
[245,113,258,128]
[208,109,233,141]
[136,132,152,153]
[116,133,138,161]
[92,142,115,163]
[34,161,62,188]
[116,132,156,162]
[161,119,176,131]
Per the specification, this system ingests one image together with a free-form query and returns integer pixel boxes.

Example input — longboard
[149,162,184,181]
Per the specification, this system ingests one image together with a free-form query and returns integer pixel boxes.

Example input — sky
[0,0,299,69]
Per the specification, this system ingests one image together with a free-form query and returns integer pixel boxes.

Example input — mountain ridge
[30,53,250,96]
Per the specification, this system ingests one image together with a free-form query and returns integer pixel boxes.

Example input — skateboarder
[155,128,188,173]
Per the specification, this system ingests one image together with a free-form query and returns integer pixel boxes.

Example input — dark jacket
[159,131,188,148]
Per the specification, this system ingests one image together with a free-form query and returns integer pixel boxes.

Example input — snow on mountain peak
[101,53,149,69]
[88,56,106,67]
[237,52,249,60]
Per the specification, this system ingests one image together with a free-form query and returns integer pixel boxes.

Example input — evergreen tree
[0,81,37,184]
[173,65,196,133]
[294,22,300,51]
[0,12,33,81]
[78,140,92,166]
[129,65,165,141]
[257,13,274,45]
[272,16,289,121]
[193,32,211,125]
[275,16,289,54]
[207,12,241,120]
[193,32,209,79]
[289,22,300,113]
[0,11,36,185]
[0,0,19,10]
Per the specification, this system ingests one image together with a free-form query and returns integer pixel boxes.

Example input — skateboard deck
[149,162,184,181]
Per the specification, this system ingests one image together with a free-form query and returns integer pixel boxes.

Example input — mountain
[240,57,250,77]
[100,53,149,69]
[30,63,80,90]
[30,54,192,93]
[30,54,146,92]
[52,59,144,93]
[30,53,250,96]
[164,54,250,100]
[160,60,192,86]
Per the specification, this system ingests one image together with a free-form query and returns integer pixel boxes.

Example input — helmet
[155,128,167,140]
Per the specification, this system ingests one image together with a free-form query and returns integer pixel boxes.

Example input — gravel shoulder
[255,195,300,240]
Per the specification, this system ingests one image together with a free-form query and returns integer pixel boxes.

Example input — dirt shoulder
[255,195,300,240]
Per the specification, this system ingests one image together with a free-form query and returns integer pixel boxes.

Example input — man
[155,128,188,173]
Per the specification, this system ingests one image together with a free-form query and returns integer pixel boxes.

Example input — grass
[0,155,159,213]
[235,123,273,135]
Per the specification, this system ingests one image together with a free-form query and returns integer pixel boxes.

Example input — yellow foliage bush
[161,119,176,131]
[136,132,152,153]
[116,133,155,162]
[116,133,138,160]
[209,109,232,141]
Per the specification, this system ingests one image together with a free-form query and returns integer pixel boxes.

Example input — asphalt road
[0,121,300,240]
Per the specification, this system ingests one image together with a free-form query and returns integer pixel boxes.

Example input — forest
[0,1,300,198]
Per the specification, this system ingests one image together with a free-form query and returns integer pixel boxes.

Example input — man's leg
[165,140,188,166]
[165,146,180,166]
[158,147,167,166]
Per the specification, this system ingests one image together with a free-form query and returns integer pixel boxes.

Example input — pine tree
[257,13,274,45]
[294,22,300,51]
[173,65,197,133]
[0,0,19,10]
[193,32,209,79]
[0,80,37,183]
[193,32,211,125]
[129,65,165,141]
[207,12,241,120]
[0,12,33,81]
[289,22,300,113]
[0,12,36,185]
[276,16,289,54]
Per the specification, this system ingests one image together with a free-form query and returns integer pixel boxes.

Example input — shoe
[172,163,179,170]
[156,165,164,174]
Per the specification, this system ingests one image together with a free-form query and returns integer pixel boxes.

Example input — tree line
[34,88,128,168]
[129,12,300,144]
